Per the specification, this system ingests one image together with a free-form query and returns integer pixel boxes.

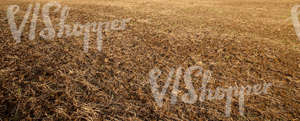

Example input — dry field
[0,0,300,120]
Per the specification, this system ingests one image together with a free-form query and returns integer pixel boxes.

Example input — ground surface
[0,0,300,120]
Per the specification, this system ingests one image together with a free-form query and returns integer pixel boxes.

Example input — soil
[0,0,300,120]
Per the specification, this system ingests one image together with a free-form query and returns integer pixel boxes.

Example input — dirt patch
[0,0,300,120]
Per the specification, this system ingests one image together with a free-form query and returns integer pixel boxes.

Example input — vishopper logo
[291,5,300,41]
[148,66,272,117]
[6,2,131,52]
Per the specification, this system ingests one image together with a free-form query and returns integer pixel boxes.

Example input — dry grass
[0,0,300,120]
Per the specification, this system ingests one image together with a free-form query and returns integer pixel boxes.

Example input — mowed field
[0,0,300,120]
